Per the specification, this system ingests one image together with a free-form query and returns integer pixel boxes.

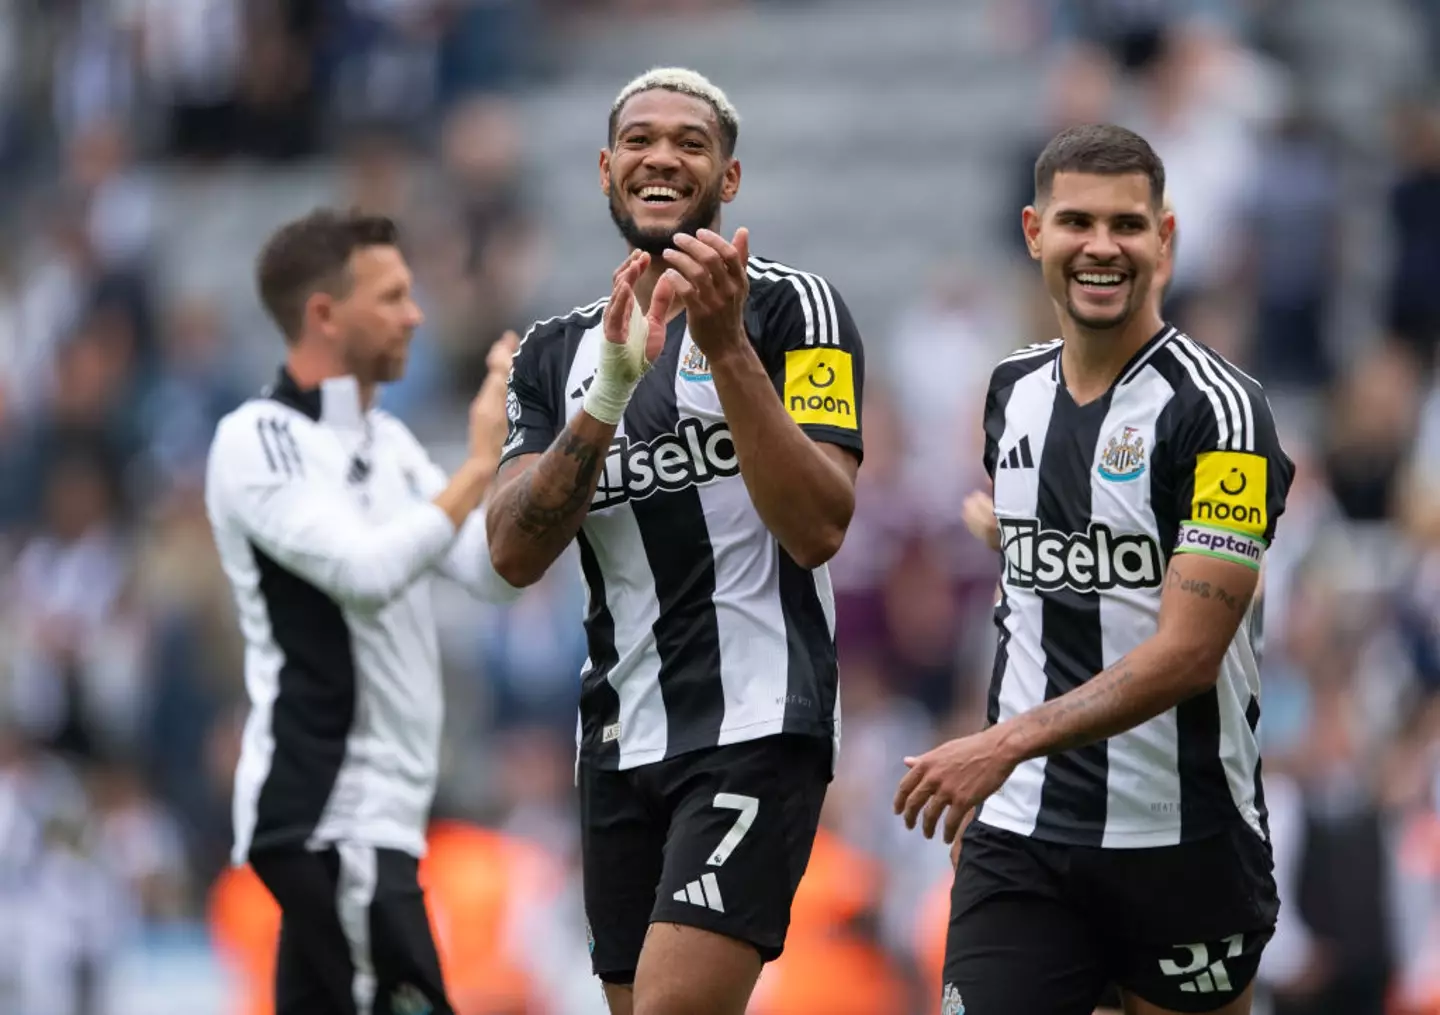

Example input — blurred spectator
[65,118,157,272]
[0,738,131,1015]
[89,762,191,924]
[1387,100,1440,374]
[329,0,448,136]
[1265,628,1397,1014]
[435,94,542,395]
[2,442,144,763]
[119,0,245,160]
[1242,106,1341,392]
[1322,340,1423,524]
[0,311,146,528]
[233,0,324,161]
[139,297,245,492]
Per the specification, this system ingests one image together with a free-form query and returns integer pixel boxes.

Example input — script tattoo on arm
[1165,567,1248,614]
[1025,658,1140,755]
[1004,555,1261,763]
[507,430,604,540]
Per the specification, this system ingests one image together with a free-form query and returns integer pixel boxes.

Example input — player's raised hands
[894,729,1017,845]
[962,484,1000,552]
[662,227,750,358]
[586,250,679,426]
[468,330,519,465]
[603,250,671,366]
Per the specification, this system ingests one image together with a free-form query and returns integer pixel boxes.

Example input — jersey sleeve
[499,324,562,467]
[754,269,865,461]
[406,441,523,604]
[1169,378,1295,571]
[205,410,457,611]
[982,368,1008,481]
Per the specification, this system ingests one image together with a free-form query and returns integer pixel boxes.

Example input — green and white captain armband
[1175,451,1272,570]
[583,296,652,426]
[1175,522,1266,571]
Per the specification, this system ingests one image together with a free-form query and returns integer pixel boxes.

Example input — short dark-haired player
[486,68,865,1015]
[897,124,1294,1015]
[206,208,520,1015]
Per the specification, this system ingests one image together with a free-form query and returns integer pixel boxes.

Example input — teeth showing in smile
[639,186,682,203]
[1076,272,1124,286]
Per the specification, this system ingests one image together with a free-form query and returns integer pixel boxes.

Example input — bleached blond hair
[608,67,740,155]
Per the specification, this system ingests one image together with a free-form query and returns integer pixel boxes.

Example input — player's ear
[721,157,741,204]
[599,148,612,197]
[1022,205,1043,261]
[1158,201,1176,258]
[303,290,337,341]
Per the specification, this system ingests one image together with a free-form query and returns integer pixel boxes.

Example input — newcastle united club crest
[678,341,712,383]
[1098,425,1146,483]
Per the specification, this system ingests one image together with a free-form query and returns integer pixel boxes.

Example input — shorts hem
[1118,957,1267,1014]
[649,903,783,963]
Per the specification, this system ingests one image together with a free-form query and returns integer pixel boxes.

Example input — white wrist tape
[582,295,652,425]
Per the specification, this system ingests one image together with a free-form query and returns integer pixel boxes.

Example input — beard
[609,177,725,256]
[1065,297,1133,331]
[1061,270,1146,331]
[341,333,407,385]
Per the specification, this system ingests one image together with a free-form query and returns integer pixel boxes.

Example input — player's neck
[285,346,378,410]
[1058,306,1165,405]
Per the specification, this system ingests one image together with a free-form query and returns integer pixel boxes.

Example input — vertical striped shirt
[501,256,866,769]
[979,325,1294,847]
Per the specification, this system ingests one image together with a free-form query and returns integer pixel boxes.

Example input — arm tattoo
[1166,566,1248,613]
[508,431,604,539]
[1031,660,1138,754]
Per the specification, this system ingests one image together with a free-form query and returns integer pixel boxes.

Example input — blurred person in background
[204,207,521,1015]
[1386,100,1440,376]
[1239,105,1341,394]
[487,67,865,1015]
[3,441,143,763]
[897,124,1294,1015]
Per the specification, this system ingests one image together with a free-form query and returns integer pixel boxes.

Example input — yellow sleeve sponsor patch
[1191,451,1267,539]
[783,348,857,430]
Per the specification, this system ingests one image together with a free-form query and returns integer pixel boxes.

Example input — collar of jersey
[1052,321,1177,389]
[269,367,369,432]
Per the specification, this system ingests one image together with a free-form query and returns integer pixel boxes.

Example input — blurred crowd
[3,0,1440,1013]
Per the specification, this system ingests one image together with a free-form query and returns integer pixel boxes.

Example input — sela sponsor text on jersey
[998,518,1163,593]
[592,418,739,511]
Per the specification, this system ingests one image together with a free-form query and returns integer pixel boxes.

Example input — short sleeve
[1171,377,1295,571]
[752,265,865,462]
[982,371,1007,481]
[499,325,561,466]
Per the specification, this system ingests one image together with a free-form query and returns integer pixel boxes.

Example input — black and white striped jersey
[978,325,1294,848]
[501,255,865,771]
[205,369,519,864]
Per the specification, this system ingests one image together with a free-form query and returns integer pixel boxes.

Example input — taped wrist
[582,296,652,425]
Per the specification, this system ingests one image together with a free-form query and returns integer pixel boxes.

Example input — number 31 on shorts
[1159,933,1245,994]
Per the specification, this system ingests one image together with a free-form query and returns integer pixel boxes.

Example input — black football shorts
[578,732,832,984]
[941,820,1279,1014]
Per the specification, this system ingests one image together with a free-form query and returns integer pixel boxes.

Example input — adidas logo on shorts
[672,872,725,912]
